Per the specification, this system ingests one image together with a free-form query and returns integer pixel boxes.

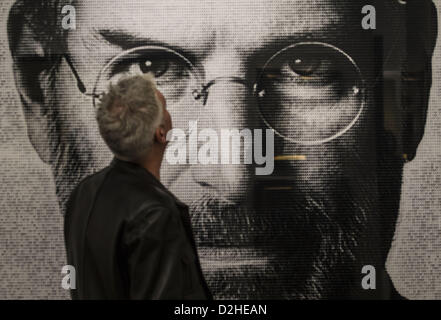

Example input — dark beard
[188,181,375,299]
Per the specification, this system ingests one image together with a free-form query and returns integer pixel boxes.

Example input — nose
[190,80,258,204]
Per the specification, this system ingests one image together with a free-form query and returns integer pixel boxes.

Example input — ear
[8,4,58,165]
[154,125,167,145]
[401,0,438,162]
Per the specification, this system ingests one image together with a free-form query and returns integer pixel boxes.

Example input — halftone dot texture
[0,0,440,299]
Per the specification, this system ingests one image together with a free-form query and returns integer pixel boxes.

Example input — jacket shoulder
[65,167,111,215]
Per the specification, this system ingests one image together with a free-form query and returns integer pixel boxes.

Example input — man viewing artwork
[7,0,439,299]
[64,74,212,299]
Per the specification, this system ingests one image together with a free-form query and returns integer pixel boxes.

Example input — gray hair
[96,74,164,161]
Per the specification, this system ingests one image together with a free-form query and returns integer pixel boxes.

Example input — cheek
[51,64,112,166]
[53,62,95,132]
[275,99,377,193]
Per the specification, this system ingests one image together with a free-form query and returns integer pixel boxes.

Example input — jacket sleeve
[123,205,186,300]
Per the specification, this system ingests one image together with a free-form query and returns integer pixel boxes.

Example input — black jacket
[64,157,212,300]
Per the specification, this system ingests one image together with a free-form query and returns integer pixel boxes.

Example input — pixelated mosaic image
[1,0,441,299]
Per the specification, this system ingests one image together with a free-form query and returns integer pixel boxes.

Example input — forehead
[75,0,365,53]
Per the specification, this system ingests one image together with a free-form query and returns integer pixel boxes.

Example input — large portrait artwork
[1,0,441,300]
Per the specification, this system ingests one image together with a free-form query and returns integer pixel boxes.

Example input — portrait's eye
[260,45,356,100]
[96,47,202,124]
[280,52,337,87]
[109,51,190,87]
[138,58,170,78]
[287,55,322,77]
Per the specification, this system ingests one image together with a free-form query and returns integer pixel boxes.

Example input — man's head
[8,0,438,298]
[95,74,171,162]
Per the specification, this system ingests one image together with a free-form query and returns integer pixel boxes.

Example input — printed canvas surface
[1,0,441,299]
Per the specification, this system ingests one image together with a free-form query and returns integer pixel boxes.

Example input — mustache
[188,188,367,250]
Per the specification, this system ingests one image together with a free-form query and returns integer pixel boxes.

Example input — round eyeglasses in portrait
[65,42,365,145]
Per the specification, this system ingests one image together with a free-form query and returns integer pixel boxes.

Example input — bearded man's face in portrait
[9,0,436,299]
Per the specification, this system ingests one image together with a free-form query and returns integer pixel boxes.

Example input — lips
[197,246,293,300]
[198,247,272,270]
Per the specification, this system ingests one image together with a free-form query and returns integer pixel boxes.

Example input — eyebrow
[97,29,201,63]
[96,26,371,68]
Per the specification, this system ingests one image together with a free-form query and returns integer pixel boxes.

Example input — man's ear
[401,0,438,162]
[154,125,167,145]
[8,3,58,165]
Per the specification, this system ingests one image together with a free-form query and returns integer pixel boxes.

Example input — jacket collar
[110,157,188,208]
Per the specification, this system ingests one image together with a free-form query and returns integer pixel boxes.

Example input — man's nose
[190,81,258,204]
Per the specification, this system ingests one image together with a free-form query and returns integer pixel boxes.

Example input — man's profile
[64,74,211,299]
[7,0,439,299]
